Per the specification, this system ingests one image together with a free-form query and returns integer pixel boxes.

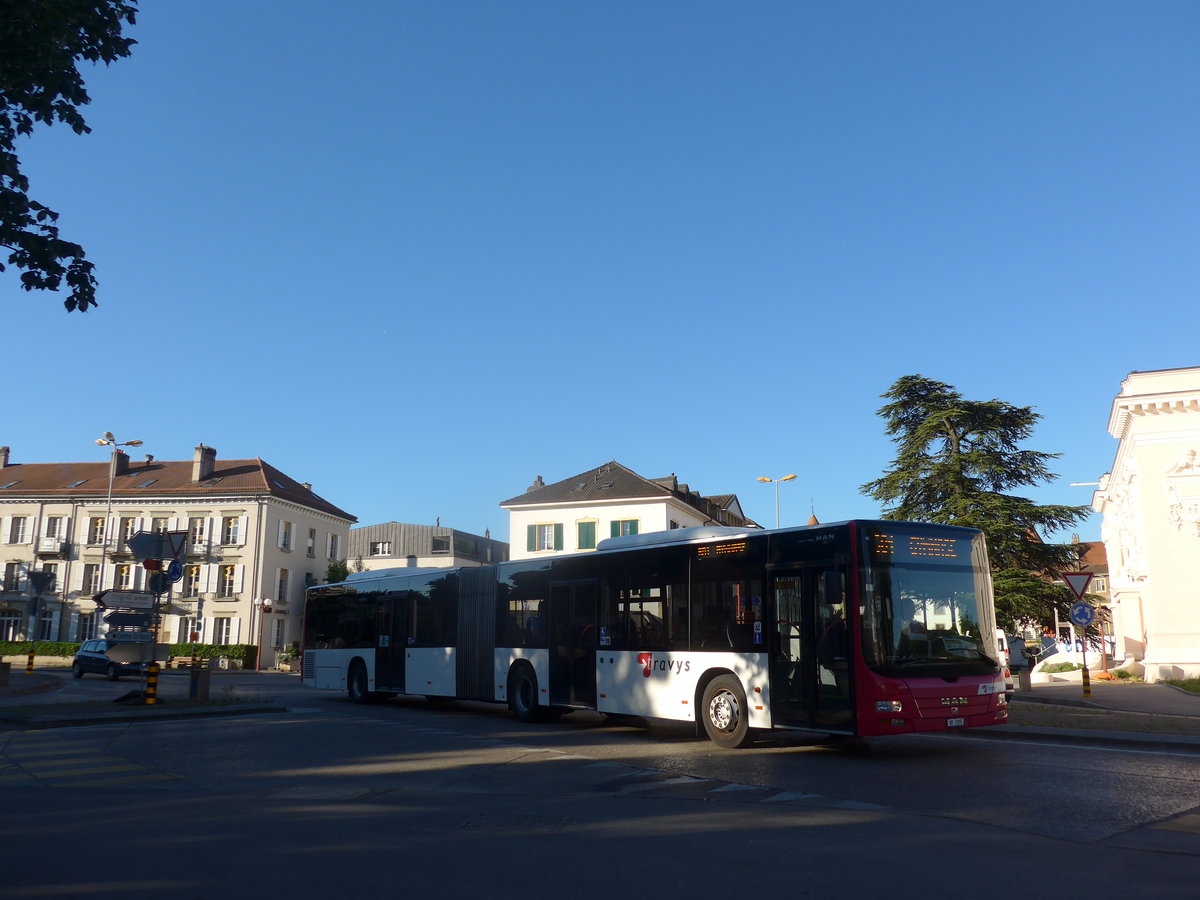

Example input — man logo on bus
[638,653,691,678]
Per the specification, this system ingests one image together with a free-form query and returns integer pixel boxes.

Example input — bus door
[373,590,409,693]
[548,580,598,708]
[770,567,854,733]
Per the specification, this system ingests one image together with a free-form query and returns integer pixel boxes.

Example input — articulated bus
[301,520,1008,747]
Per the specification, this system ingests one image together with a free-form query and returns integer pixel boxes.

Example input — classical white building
[0,444,355,666]
[1092,368,1200,680]
[500,460,759,561]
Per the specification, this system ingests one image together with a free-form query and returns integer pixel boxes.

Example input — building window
[0,610,21,640]
[611,519,639,537]
[119,517,137,550]
[88,516,106,545]
[77,613,97,642]
[577,521,597,550]
[37,609,54,640]
[152,517,169,534]
[432,536,450,555]
[221,516,240,545]
[182,565,201,597]
[189,516,207,551]
[45,516,64,539]
[306,528,315,557]
[272,618,285,650]
[178,617,200,643]
[527,523,563,552]
[328,533,340,560]
[3,563,21,591]
[82,563,101,594]
[669,520,681,530]
[7,516,28,543]
[278,521,293,552]
[115,564,132,591]
[213,617,232,646]
[217,565,237,598]
[1093,576,1107,592]
[370,541,391,556]
[277,568,289,605]
[40,563,58,593]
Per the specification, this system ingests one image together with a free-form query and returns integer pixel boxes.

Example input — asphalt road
[1,673,1198,898]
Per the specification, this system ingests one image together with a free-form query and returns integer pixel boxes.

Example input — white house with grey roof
[500,461,759,560]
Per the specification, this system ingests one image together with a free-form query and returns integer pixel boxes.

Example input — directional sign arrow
[126,531,168,560]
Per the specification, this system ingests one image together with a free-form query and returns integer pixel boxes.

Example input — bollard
[26,650,34,676]
[1081,665,1091,698]
[144,662,160,705]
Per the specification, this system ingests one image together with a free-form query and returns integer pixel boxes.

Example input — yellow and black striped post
[25,646,34,675]
[144,662,160,705]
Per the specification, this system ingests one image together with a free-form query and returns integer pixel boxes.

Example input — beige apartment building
[0,444,355,666]
[1092,367,1200,680]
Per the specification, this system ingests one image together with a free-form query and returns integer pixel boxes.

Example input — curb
[975,723,1200,749]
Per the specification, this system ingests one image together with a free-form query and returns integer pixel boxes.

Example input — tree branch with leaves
[1,0,138,311]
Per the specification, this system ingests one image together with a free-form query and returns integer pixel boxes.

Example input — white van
[996,629,1014,700]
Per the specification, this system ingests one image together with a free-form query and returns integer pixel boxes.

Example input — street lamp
[254,599,273,670]
[756,474,797,528]
[94,433,143,595]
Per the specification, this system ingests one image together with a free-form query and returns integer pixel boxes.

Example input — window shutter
[629,520,639,536]
[199,565,213,594]
[553,523,564,551]
[25,517,38,544]
[234,565,244,593]
[231,617,241,644]
[610,521,619,538]
[278,520,286,549]
[238,515,248,546]
[527,525,536,552]
[1,517,9,543]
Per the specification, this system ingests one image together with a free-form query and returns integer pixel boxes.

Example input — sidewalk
[0,668,286,728]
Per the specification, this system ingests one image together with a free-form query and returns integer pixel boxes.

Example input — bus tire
[347,660,374,704]
[508,664,543,723]
[701,675,752,749]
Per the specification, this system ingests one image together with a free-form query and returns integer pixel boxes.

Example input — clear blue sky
[5,2,1197,544]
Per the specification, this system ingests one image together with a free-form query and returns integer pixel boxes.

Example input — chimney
[110,448,130,478]
[0,446,9,467]
[192,444,217,482]
[302,482,312,491]
[527,475,545,493]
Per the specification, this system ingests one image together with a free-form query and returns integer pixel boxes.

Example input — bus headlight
[875,700,903,713]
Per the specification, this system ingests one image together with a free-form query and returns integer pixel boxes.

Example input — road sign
[105,612,152,628]
[1062,572,1093,600]
[166,558,184,582]
[166,530,188,559]
[126,531,169,560]
[148,572,171,594]
[97,590,156,610]
[1069,601,1096,628]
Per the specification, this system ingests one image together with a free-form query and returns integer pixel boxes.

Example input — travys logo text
[638,653,692,678]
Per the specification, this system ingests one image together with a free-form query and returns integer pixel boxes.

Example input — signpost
[1064,572,1095,698]
[122,530,188,704]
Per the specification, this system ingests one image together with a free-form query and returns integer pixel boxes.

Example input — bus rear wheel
[508,665,543,723]
[701,675,752,748]
[347,661,374,703]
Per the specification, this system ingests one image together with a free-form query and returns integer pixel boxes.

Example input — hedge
[0,641,81,658]
[1,640,258,665]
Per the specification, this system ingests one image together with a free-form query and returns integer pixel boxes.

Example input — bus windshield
[859,525,999,679]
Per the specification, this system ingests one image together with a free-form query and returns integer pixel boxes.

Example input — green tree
[860,375,1091,628]
[1,1,138,311]
[325,559,350,584]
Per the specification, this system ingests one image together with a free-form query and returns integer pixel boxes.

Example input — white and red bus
[301,520,1008,747]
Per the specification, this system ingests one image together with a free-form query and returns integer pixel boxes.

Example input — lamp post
[254,598,273,670]
[756,474,797,528]
[94,433,143,596]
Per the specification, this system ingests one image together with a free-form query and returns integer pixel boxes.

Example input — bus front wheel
[508,665,543,723]
[701,675,752,748]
